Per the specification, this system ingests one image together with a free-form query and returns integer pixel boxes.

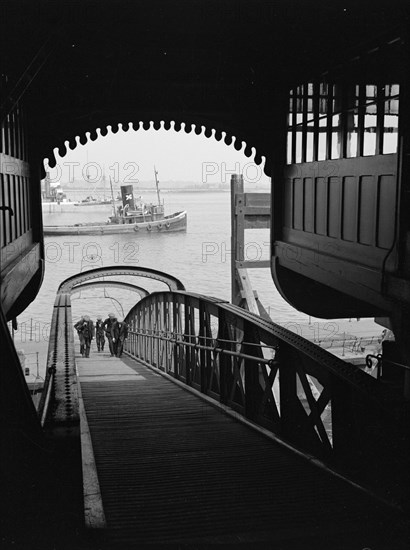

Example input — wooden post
[231,174,244,307]
[230,174,271,319]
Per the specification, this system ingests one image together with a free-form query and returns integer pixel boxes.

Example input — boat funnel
[120,185,136,210]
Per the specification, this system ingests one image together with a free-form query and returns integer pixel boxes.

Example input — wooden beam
[236,260,271,269]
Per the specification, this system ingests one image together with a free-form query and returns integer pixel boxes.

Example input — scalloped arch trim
[44,118,270,177]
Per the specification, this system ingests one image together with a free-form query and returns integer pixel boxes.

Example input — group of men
[74,313,129,358]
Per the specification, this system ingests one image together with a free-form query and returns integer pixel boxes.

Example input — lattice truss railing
[124,291,405,489]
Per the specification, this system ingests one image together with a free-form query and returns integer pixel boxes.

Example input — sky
[45,124,270,186]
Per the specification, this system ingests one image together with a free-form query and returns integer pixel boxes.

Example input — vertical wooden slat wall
[0,102,32,250]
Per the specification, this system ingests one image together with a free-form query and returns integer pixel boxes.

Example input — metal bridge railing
[124,291,409,505]
[37,292,78,429]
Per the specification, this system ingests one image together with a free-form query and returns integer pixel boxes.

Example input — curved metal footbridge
[12,266,410,548]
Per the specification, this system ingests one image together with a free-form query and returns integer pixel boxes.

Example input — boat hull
[43,210,187,235]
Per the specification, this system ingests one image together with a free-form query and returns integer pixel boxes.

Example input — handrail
[37,292,79,428]
[39,267,186,426]
[131,326,382,354]
[37,298,62,423]
[128,329,276,365]
[124,290,408,504]
[131,327,277,350]
[38,274,408,505]
[40,368,55,427]
[383,359,410,372]
[126,291,390,402]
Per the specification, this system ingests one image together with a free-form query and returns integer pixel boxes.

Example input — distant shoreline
[160,188,229,193]
[56,187,269,193]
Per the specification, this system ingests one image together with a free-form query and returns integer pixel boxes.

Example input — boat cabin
[110,201,165,224]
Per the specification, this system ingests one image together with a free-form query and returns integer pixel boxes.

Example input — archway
[58,266,186,294]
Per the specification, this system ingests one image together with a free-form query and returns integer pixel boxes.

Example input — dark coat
[103,317,116,336]
[111,321,128,342]
[95,320,105,335]
[74,319,94,340]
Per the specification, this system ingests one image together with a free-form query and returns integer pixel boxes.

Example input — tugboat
[43,168,187,235]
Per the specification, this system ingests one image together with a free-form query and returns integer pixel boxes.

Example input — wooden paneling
[0,101,43,318]
[358,175,376,245]
[8,174,16,242]
[303,177,314,232]
[284,178,292,227]
[0,153,30,177]
[14,175,22,238]
[315,177,327,235]
[0,173,7,247]
[0,241,40,316]
[22,176,28,233]
[0,105,32,250]
[0,231,33,273]
[377,174,396,249]
[281,154,398,271]
[328,177,340,238]
[25,176,31,230]
[293,178,303,230]
[342,176,357,242]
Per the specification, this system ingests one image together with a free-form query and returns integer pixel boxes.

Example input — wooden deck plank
[77,353,406,547]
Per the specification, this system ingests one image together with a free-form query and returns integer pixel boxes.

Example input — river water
[15,190,382,376]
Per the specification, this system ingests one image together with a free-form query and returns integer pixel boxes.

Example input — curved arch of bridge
[58,266,186,294]
[70,280,150,299]
[44,119,270,178]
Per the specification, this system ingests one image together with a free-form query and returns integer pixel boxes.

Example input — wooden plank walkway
[77,349,408,548]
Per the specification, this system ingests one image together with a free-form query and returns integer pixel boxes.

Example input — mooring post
[230,173,244,306]
[230,173,271,318]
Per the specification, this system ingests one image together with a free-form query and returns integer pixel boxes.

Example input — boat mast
[86,149,90,183]
[154,166,161,205]
[109,176,116,216]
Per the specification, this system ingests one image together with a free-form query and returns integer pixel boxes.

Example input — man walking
[95,316,105,352]
[111,317,128,357]
[74,316,85,356]
[75,315,94,357]
[103,313,117,357]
